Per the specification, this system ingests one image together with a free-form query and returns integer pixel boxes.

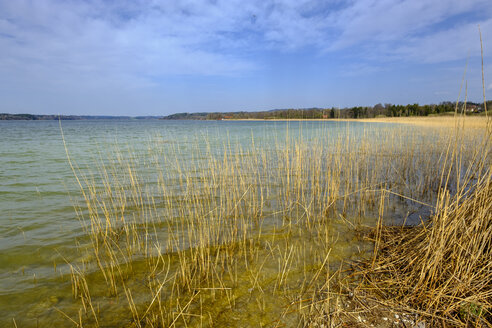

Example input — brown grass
[354,176,492,327]
[357,115,490,129]
[346,120,492,327]
[226,115,491,129]
[51,117,491,328]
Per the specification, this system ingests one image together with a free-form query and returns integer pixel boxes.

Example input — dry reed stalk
[58,119,488,327]
[356,121,491,326]
[361,171,491,326]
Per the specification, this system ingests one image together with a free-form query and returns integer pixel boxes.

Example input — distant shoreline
[223,116,490,128]
[0,113,163,120]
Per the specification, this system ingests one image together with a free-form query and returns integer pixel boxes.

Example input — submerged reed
[57,117,490,327]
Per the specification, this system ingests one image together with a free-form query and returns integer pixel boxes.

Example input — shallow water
[0,119,427,326]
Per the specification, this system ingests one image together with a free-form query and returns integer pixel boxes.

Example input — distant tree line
[191,101,489,120]
[162,112,210,120]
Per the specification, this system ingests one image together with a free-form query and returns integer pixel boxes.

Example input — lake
[0,119,462,327]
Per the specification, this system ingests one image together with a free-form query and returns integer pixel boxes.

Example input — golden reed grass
[358,115,490,129]
[359,167,491,327]
[347,117,492,327]
[53,116,491,328]
[226,116,489,130]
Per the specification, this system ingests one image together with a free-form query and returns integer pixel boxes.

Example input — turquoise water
[3,119,391,326]
[2,119,487,327]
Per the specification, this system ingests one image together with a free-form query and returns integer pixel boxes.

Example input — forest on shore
[163,101,490,120]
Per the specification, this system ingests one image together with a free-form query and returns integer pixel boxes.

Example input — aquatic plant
[54,116,490,327]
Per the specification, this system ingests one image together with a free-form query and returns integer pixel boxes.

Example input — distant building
[465,104,479,113]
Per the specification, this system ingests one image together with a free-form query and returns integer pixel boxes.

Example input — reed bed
[301,117,492,328]
[345,119,492,327]
[357,168,492,327]
[358,116,490,129]
[57,120,490,327]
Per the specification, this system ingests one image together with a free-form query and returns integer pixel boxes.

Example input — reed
[351,119,492,327]
[57,117,490,327]
[357,115,490,129]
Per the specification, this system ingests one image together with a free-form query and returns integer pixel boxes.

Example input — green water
[0,119,417,327]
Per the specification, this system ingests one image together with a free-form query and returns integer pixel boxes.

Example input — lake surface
[0,119,414,326]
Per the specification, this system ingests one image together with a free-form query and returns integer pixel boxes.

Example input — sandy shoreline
[223,115,490,129]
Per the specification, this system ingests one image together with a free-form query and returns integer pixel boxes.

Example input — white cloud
[0,0,260,87]
[0,0,491,91]
[328,0,491,48]
[392,19,492,63]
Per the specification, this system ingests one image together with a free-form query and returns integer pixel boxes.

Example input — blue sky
[1,0,491,116]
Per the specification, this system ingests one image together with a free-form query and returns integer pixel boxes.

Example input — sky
[1,0,492,116]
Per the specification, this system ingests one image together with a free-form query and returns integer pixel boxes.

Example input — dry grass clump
[356,127,492,326]
[364,174,491,326]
